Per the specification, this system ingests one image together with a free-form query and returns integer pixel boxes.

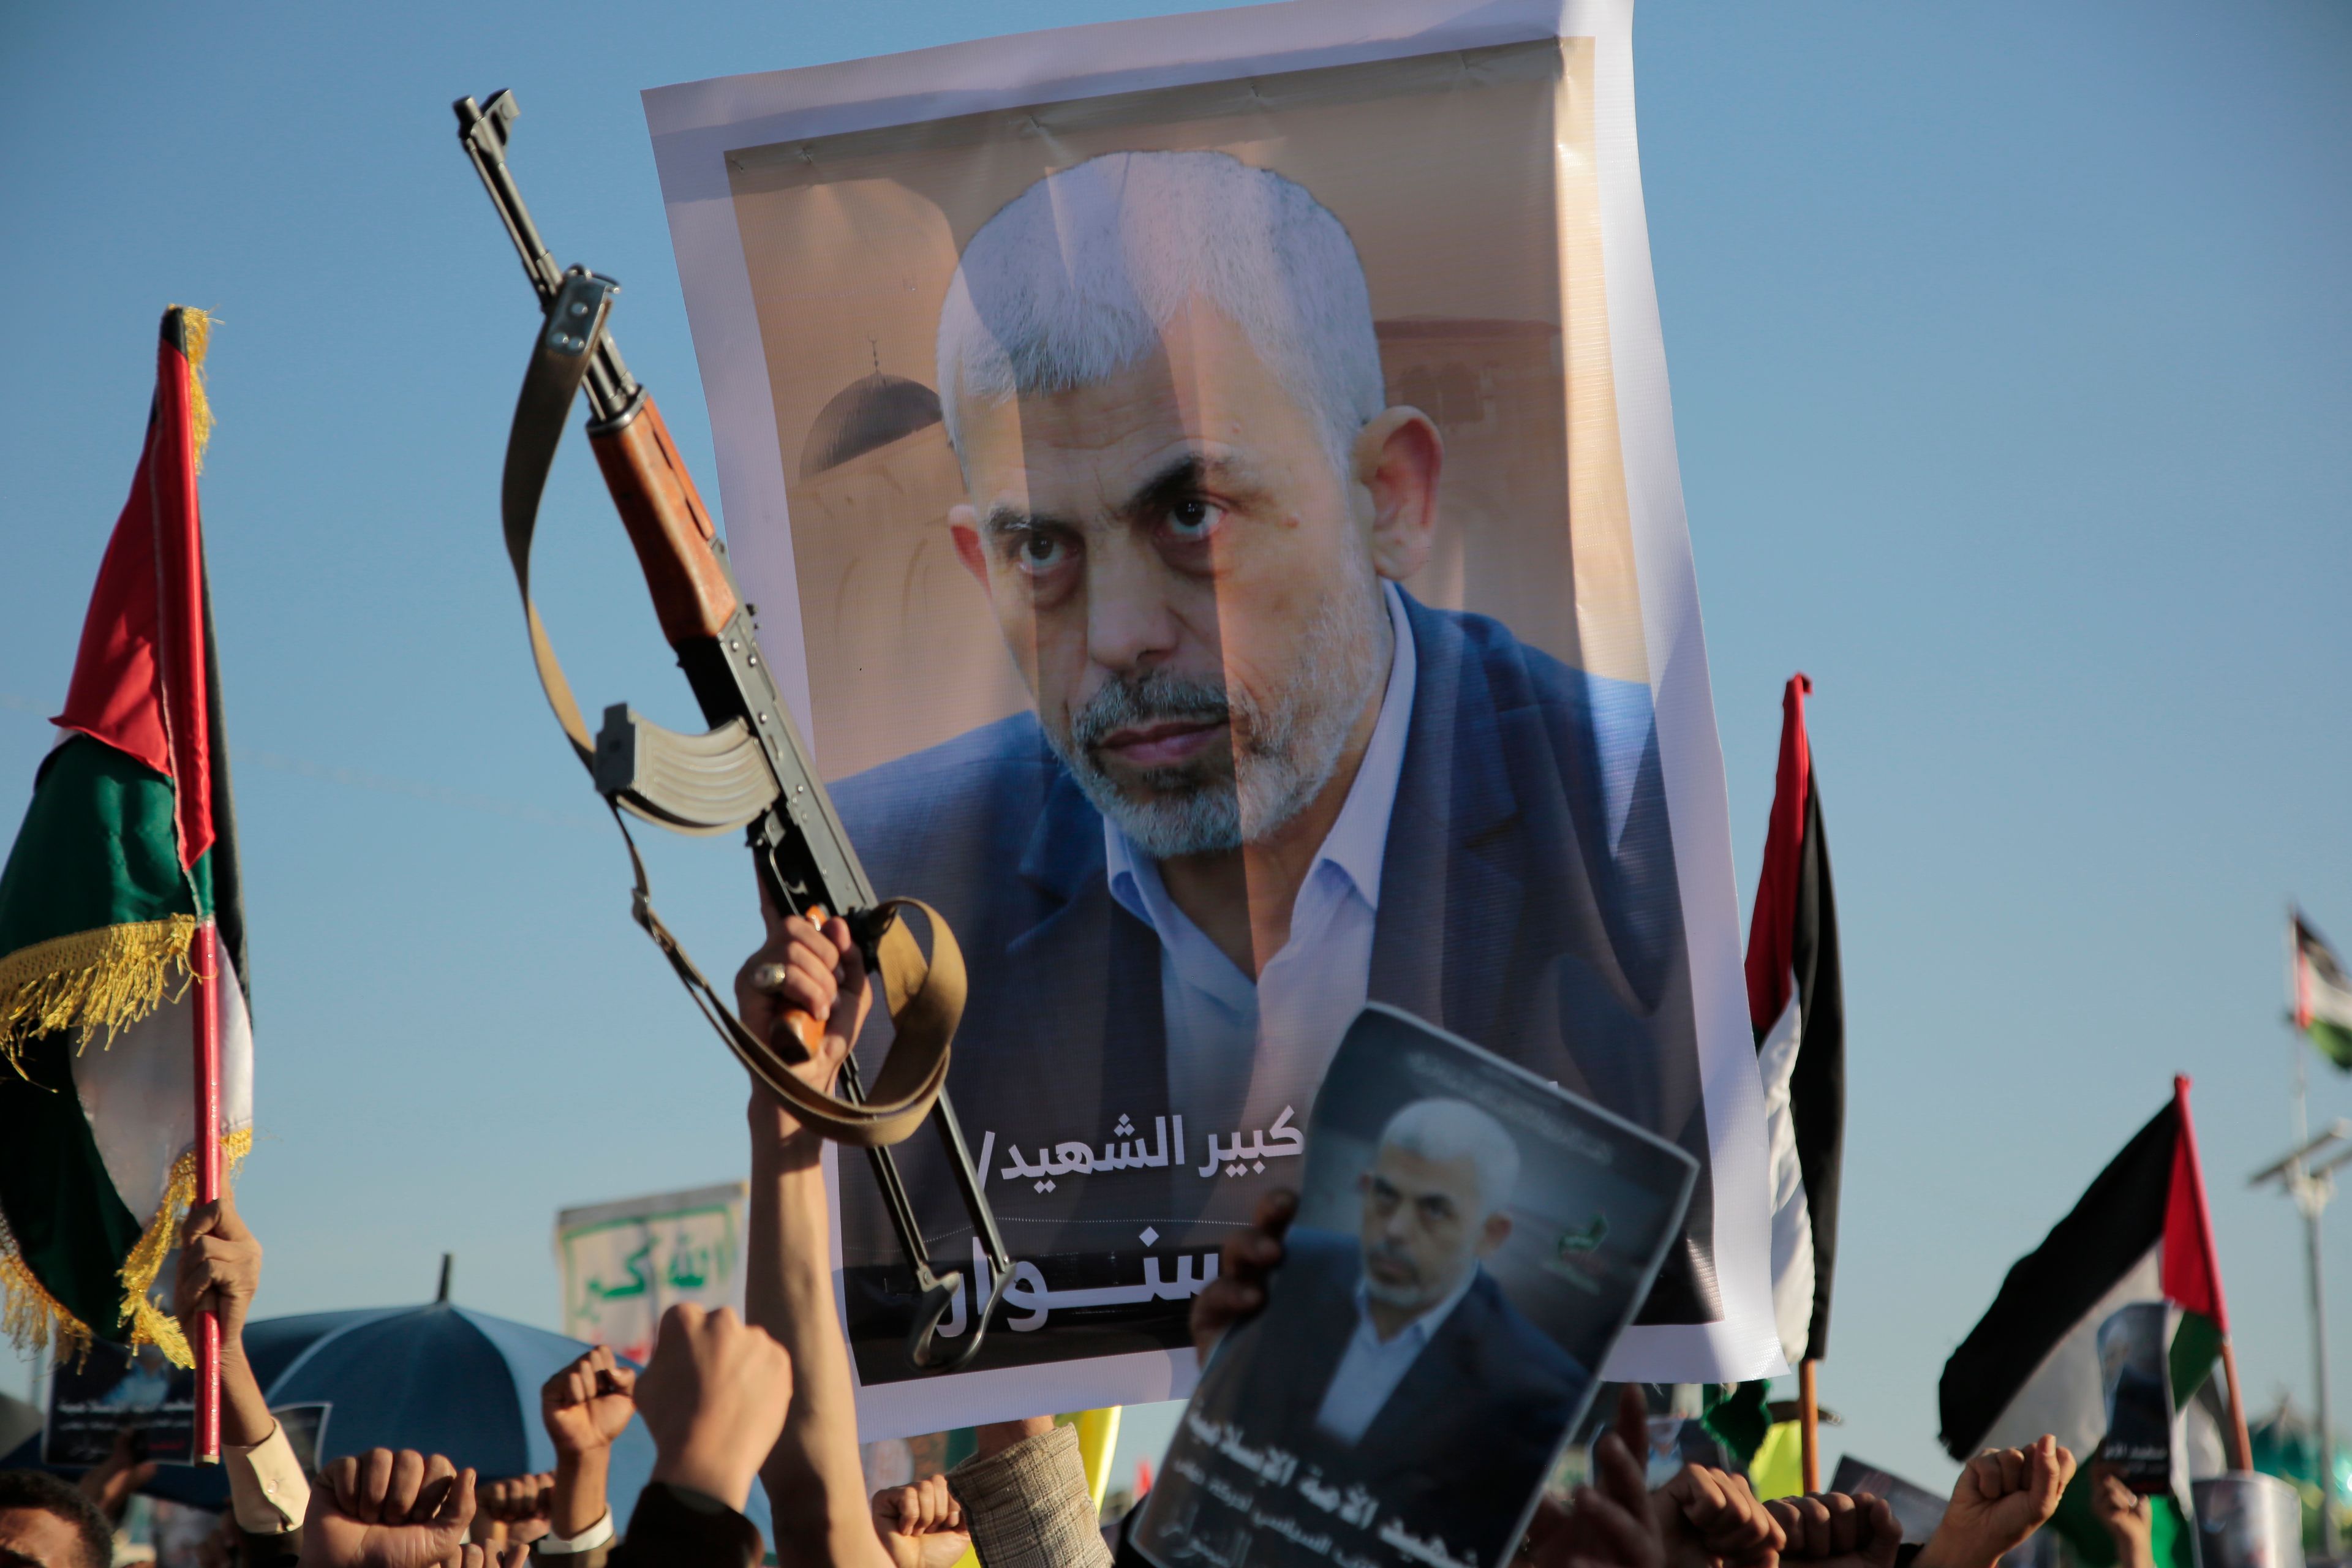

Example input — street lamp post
[2250,1113,2348,1561]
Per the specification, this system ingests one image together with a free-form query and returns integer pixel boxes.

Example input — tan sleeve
[224,1420,310,1535]
[946,1423,1113,1568]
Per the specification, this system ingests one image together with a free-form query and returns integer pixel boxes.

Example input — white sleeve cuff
[535,1510,616,1554]
[224,1420,309,1535]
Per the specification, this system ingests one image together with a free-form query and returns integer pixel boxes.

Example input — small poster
[271,1402,331,1476]
[44,1341,198,1466]
[2095,1302,2174,1493]
[1131,1005,1697,1568]
[556,1181,748,1364]
[41,1343,332,1476]
[1829,1457,1949,1545]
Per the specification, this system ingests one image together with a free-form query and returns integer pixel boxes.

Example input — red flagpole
[192,918,221,1463]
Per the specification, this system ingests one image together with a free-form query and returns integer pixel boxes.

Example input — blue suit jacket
[1177,1227,1588,1568]
[832,594,1713,1378]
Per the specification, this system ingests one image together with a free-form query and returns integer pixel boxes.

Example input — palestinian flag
[1702,675,1845,1466]
[2291,911,2352,1071]
[1939,1077,2231,1568]
[1745,673,1844,1368]
[0,306,251,1365]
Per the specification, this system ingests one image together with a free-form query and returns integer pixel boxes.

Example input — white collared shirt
[1311,1265,1480,1445]
[1106,581,1419,1136]
[536,1511,616,1555]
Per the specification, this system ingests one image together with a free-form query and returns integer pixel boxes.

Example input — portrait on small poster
[1133,1006,1697,1568]
[645,0,1780,1430]
[2094,1302,2174,1493]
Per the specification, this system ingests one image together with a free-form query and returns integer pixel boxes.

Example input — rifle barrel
[454,92,638,422]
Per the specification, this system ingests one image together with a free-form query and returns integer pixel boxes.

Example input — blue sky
[2,0,2346,1495]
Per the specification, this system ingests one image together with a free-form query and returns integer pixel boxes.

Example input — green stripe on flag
[0,735,208,955]
[2310,1020,2352,1071]
[0,735,220,1063]
[0,1031,148,1341]
[2169,1310,2223,1406]
[1703,1380,1774,1464]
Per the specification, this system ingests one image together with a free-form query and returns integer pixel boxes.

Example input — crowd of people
[0,903,2146,1568]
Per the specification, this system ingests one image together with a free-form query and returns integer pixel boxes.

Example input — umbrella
[6,1297,773,1541]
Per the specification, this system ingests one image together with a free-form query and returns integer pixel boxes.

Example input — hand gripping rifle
[454,89,1011,1371]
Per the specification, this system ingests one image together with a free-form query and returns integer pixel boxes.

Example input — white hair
[1376,1098,1521,1221]
[937,150,1386,475]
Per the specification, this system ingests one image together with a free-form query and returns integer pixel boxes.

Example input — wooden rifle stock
[588,395,737,643]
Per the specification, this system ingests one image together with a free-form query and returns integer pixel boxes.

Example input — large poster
[646,0,1779,1434]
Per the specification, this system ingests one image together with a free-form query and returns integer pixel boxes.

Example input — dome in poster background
[801,371,943,480]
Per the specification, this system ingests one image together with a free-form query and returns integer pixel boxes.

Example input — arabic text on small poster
[556,1182,748,1364]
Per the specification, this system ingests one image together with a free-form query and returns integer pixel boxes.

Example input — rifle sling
[499,277,963,1149]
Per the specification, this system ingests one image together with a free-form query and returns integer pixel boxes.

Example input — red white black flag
[1744,674,1844,1366]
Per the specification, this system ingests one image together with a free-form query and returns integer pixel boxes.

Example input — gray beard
[1044,580,1389,859]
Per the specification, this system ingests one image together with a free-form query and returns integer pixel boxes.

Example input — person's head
[1356,1098,1518,1315]
[938,150,1443,857]
[0,1471,112,1568]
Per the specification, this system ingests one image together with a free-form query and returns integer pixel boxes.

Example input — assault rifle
[454,89,1010,1371]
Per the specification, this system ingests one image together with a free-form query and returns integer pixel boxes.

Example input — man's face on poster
[948,300,1439,856]
[1356,1142,1512,1317]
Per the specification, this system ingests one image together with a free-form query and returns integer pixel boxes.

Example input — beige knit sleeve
[946,1423,1114,1568]
[223,1420,309,1535]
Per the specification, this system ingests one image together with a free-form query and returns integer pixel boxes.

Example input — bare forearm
[551,1449,611,1538]
[217,1337,276,1450]
[745,1137,887,1567]
[2106,1531,2156,1568]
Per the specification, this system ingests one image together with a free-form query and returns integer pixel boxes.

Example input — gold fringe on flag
[0,1128,252,1367]
[168,304,216,473]
[122,1126,253,1367]
[0,916,199,1076]
[0,1207,94,1366]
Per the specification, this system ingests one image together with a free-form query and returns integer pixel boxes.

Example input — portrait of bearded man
[827,148,1709,1373]
[1180,1098,1586,1568]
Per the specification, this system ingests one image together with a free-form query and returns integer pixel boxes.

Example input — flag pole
[2282,909,2339,1557]
[1798,1359,1820,1494]
[2217,1338,2254,1472]
[192,918,221,1464]
[2286,1022,2339,1560]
